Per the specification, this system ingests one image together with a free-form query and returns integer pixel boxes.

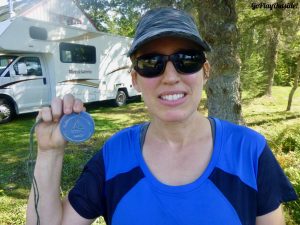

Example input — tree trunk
[263,0,284,96]
[196,0,243,124]
[264,27,279,96]
[286,55,300,111]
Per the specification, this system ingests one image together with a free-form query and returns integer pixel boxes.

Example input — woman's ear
[131,69,141,92]
[203,61,211,83]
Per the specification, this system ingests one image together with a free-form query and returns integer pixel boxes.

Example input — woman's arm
[26,94,93,225]
[256,205,285,225]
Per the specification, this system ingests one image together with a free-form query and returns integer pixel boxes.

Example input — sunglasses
[133,50,206,78]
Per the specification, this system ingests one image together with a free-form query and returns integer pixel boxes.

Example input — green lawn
[0,86,299,224]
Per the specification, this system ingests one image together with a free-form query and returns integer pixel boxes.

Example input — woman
[26,7,297,225]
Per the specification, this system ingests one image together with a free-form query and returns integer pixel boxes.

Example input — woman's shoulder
[211,118,268,190]
[212,117,266,145]
[211,117,267,166]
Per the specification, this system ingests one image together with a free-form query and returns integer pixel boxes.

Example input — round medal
[60,112,95,143]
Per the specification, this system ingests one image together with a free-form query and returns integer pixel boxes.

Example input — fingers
[36,94,85,123]
[36,110,42,122]
[40,106,53,122]
[63,94,84,114]
[51,98,63,122]
[73,98,84,113]
[63,94,75,114]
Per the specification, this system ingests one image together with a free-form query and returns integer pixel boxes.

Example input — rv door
[9,55,50,113]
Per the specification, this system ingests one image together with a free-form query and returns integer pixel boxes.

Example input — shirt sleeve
[68,149,106,219]
[256,144,298,216]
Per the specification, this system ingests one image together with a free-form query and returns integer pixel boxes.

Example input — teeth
[161,93,184,101]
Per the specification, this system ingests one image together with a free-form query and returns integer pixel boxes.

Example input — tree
[237,1,268,97]
[264,26,280,96]
[237,0,294,97]
[75,0,111,32]
[286,55,300,111]
[196,0,244,124]
[285,11,300,111]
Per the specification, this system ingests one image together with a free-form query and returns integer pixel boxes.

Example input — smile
[159,92,186,101]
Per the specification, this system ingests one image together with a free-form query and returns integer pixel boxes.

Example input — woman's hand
[35,94,85,152]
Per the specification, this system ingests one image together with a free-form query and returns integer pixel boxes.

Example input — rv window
[59,43,96,64]
[0,55,17,75]
[29,26,48,40]
[13,57,43,76]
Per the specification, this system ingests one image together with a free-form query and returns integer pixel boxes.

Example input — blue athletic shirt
[69,118,298,225]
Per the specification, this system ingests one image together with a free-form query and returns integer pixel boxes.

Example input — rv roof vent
[29,26,48,41]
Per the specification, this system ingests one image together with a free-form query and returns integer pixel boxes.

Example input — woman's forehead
[136,37,200,56]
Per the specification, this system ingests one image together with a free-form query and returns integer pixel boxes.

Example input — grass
[0,86,299,224]
[242,87,300,225]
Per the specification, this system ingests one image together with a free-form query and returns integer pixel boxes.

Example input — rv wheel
[114,90,127,107]
[0,99,14,124]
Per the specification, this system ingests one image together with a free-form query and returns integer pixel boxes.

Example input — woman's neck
[148,112,210,150]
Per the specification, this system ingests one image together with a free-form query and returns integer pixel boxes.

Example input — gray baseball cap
[127,7,211,57]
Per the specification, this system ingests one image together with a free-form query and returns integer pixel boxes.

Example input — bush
[271,125,300,153]
[269,124,300,224]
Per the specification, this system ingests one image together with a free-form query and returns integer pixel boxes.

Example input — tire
[135,95,142,102]
[0,99,14,124]
[114,90,127,107]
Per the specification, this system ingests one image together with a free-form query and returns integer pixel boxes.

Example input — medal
[60,112,95,143]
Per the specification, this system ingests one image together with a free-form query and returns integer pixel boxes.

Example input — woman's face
[131,37,210,123]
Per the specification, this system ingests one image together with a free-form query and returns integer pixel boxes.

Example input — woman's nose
[161,61,180,85]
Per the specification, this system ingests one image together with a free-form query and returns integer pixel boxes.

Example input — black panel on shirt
[209,168,257,225]
[257,145,298,216]
[68,149,107,220]
[105,166,145,225]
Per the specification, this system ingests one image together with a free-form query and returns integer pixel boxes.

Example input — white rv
[0,16,140,123]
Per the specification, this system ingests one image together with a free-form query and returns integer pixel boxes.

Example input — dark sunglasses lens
[174,52,204,74]
[135,55,164,77]
[134,51,205,77]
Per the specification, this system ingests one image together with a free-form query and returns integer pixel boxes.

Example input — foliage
[75,0,111,32]
[240,52,266,97]
[77,0,201,36]
[273,126,300,225]
[274,54,297,86]
[276,126,300,153]
[237,0,300,96]
[275,8,300,87]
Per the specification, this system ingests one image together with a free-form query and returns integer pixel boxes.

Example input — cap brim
[127,29,211,56]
